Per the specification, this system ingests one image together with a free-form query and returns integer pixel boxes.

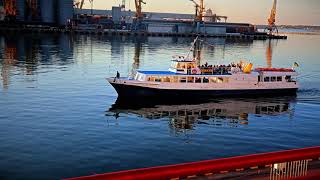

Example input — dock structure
[0,1,287,40]
[0,25,287,40]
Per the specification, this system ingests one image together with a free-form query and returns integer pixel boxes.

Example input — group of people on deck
[195,62,243,75]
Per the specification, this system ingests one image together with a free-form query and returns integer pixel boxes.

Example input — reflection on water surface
[108,96,295,133]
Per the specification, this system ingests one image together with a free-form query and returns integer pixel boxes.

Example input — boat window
[203,77,209,83]
[171,62,175,69]
[217,77,223,83]
[136,74,141,80]
[264,77,270,82]
[271,77,276,82]
[277,76,282,81]
[187,76,194,83]
[178,110,185,116]
[173,76,179,83]
[162,77,171,82]
[148,76,155,82]
[195,77,202,83]
[209,77,225,83]
[285,75,292,82]
[140,75,145,81]
[180,77,187,83]
[210,77,217,83]
[258,76,261,82]
[155,77,161,82]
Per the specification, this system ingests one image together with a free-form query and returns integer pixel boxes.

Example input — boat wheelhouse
[107,55,298,98]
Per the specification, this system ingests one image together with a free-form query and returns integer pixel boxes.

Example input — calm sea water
[0,32,320,180]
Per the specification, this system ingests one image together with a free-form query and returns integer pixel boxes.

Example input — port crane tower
[189,0,204,22]
[3,0,17,19]
[134,0,146,19]
[265,0,278,34]
[74,0,85,9]
[131,0,146,31]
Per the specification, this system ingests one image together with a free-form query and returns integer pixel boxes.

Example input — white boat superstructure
[107,56,298,97]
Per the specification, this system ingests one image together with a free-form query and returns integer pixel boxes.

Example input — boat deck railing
[187,67,232,75]
[65,146,320,180]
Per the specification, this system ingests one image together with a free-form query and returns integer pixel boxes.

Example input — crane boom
[134,0,145,19]
[121,0,125,10]
[265,0,278,34]
[268,0,277,27]
[79,0,84,9]
[4,0,17,16]
[189,0,204,21]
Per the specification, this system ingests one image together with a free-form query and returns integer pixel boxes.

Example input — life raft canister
[243,63,253,73]
[192,68,201,74]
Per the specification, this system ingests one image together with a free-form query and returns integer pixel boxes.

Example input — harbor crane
[3,0,16,17]
[121,0,125,10]
[189,0,204,21]
[134,0,146,19]
[265,0,278,34]
[131,0,146,31]
[74,0,85,9]
[74,0,93,14]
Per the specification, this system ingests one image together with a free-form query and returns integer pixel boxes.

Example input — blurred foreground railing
[65,146,320,180]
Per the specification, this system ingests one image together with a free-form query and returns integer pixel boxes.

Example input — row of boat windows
[147,76,229,83]
[260,76,294,82]
[262,76,283,82]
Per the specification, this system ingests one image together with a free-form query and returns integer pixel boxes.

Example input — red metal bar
[65,146,320,180]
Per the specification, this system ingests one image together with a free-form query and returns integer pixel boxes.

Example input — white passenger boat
[107,55,299,98]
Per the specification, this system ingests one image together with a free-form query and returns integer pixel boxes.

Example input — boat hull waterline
[108,80,298,98]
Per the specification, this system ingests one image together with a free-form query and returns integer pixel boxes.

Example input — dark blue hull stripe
[110,83,298,97]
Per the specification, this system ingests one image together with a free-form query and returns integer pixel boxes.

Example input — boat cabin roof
[138,70,177,75]
[137,70,234,76]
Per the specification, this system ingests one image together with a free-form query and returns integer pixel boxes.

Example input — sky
[83,0,320,25]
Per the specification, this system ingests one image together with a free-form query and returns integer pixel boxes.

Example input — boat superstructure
[107,55,298,98]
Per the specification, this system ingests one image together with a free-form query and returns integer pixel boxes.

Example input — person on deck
[116,71,120,78]
[114,71,120,82]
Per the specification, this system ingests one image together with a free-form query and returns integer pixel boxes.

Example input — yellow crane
[74,0,85,9]
[189,0,204,21]
[4,0,17,17]
[134,0,146,19]
[266,0,278,34]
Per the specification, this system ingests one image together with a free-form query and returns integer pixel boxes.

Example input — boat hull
[109,81,298,98]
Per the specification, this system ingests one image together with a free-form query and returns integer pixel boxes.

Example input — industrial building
[0,0,283,38]
[75,8,255,35]
[0,0,73,25]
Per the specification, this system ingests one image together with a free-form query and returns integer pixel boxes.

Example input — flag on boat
[293,62,299,67]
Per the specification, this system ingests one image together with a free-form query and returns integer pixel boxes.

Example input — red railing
[65,146,320,180]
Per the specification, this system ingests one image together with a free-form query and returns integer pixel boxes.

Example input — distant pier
[0,26,287,40]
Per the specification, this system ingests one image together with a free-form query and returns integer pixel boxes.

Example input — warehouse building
[0,0,73,25]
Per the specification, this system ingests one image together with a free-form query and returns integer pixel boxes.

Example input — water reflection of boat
[107,96,295,130]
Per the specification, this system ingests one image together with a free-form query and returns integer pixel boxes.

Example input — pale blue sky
[83,0,320,25]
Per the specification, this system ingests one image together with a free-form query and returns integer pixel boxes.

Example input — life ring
[192,68,198,74]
